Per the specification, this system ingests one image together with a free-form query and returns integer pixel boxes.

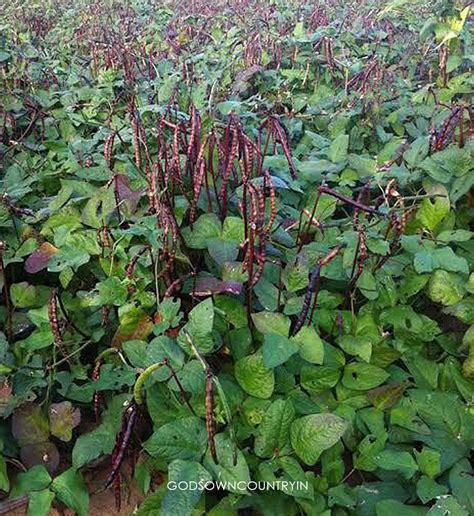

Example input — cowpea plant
[0,0,474,515]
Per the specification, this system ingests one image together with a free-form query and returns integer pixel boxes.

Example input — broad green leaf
[72,395,133,468]
[414,448,441,479]
[416,197,449,231]
[290,413,348,465]
[18,326,53,351]
[146,336,185,380]
[144,416,207,461]
[96,277,128,306]
[136,486,167,516]
[161,460,212,516]
[338,335,372,362]
[376,499,428,516]
[254,399,296,458]
[203,433,250,494]
[416,475,448,504]
[11,466,51,497]
[214,295,246,328]
[51,468,89,516]
[10,282,38,308]
[291,326,324,364]
[0,455,9,492]
[179,298,215,354]
[207,238,238,265]
[328,134,349,163]
[301,365,340,395]
[251,311,290,336]
[222,216,245,242]
[427,495,469,516]
[368,383,407,411]
[27,489,55,516]
[283,255,309,292]
[449,459,474,514]
[81,187,115,229]
[261,334,298,368]
[348,154,377,177]
[183,213,222,249]
[357,270,378,300]
[374,450,418,479]
[235,353,274,399]
[47,246,90,272]
[342,363,389,390]
[427,270,465,306]
[111,305,154,347]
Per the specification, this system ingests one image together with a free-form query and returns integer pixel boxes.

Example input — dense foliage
[1,0,474,514]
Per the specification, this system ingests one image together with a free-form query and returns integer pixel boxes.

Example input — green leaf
[10,282,38,308]
[348,154,377,177]
[136,486,167,516]
[448,459,474,514]
[251,311,290,336]
[144,416,208,461]
[374,450,418,479]
[428,270,465,306]
[222,217,245,242]
[291,326,324,364]
[180,298,215,354]
[214,295,246,328]
[146,336,185,380]
[414,448,441,478]
[183,213,222,249]
[81,187,115,229]
[416,197,450,231]
[72,395,130,468]
[416,475,448,504]
[254,277,280,311]
[328,134,349,162]
[111,306,153,347]
[357,270,379,300]
[429,247,469,274]
[48,402,80,442]
[11,466,51,496]
[293,21,305,38]
[19,325,53,351]
[283,256,309,293]
[203,433,250,494]
[47,246,90,272]
[342,363,389,390]
[161,460,212,516]
[254,399,296,458]
[301,365,340,395]
[96,277,128,306]
[27,489,55,516]
[207,238,238,265]
[376,499,428,516]
[427,495,469,516]
[0,455,9,492]
[261,334,298,368]
[437,229,473,243]
[234,353,275,399]
[51,468,89,516]
[290,413,348,465]
[338,335,372,362]
[414,251,435,274]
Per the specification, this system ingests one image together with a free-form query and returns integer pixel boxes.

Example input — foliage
[0,0,474,514]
